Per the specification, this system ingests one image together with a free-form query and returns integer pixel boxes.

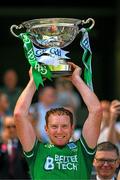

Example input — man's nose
[103,161,110,166]
[57,126,62,133]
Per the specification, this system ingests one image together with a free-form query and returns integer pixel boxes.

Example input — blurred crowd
[0,68,120,179]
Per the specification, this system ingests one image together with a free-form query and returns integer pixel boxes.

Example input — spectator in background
[30,85,59,143]
[92,141,119,180]
[107,100,120,148]
[0,116,30,179]
[55,77,81,127]
[0,91,11,137]
[98,100,120,149]
[0,69,22,112]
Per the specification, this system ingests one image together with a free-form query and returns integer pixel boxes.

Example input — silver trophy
[10,18,95,88]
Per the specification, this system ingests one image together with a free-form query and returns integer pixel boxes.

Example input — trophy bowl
[21,18,81,48]
[10,18,95,78]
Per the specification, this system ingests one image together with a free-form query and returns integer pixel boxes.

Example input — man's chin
[51,139,69,147]
[99,173,112,179]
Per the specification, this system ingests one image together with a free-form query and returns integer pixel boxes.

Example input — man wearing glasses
[93,141,120,180]
[0,116,30,179]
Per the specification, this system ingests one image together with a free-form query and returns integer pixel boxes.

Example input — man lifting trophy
[10,18,95,90]
[12,18,103,180]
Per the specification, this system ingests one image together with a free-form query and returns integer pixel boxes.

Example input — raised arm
[14,69,37,152]
[69,62,102,148]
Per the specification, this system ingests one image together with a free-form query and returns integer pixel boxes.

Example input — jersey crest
[67,142,77,151]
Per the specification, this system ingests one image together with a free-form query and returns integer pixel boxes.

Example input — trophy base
[51,71,72,78]
[48,61,72,78]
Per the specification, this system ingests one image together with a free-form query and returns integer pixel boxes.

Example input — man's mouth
[55,136,65,139]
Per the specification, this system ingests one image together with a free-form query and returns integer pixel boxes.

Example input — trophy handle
[10,24,24,37]
[78,18,95,32]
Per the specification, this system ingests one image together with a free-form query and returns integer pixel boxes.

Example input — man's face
[93,150,119,179]
[0,94,9,111]
[4,70,17,89]
[39,87,57,106]
[45,114,74,146]
[4,117,17,139]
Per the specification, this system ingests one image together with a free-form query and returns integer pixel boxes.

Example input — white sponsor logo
[44,154,78,171]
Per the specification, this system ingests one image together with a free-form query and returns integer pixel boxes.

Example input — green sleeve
[80,133,96,155]
[79,133,96,177]
[23,139,40,163]
[23,139,40,179]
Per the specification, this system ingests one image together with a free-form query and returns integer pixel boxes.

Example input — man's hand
[29,67,46,83]
[110,100,120,120]
[29,67,33,80]
[62,62,82,82]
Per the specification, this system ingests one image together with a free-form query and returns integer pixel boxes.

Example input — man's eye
[52,126,57,128]
[62,125,68,128]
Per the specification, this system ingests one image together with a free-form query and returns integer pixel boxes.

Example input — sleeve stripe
[80,137,96,155]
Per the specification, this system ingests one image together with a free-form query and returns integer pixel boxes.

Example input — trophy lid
[21,18,81,48]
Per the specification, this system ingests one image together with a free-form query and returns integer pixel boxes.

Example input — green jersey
[24,134,96,180]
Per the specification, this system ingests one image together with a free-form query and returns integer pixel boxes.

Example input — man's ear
[71,124,75,133]
[45,125,48,134]
[116,159,120,168]
[72,124,75,130]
